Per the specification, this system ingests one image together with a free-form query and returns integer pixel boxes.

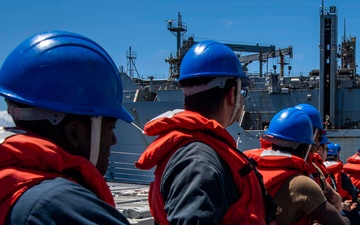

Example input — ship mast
[167,12,187,59]
[126,46,140,79]
[165,12,188,79]
[319,4,338,128]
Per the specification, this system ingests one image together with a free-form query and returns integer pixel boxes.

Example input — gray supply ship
[106,3,360,185]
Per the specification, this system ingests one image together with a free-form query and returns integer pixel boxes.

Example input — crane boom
[239,46,293,63]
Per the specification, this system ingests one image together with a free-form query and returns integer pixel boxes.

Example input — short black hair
[272,143,309,158]
[7,99,91,140]
[179,77,236,117]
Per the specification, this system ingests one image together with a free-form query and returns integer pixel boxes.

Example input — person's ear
[64,121,80,148]
[226,86,236,106]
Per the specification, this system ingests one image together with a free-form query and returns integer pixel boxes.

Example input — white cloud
[219,19,234,28]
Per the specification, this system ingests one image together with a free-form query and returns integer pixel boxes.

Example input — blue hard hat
[265,107,315,145]
[0,30,133,123]
[179,40,251,87]
[334,143,341,153]
[319,134,328,145]
[294,104,325,134]
[327,143,338,156]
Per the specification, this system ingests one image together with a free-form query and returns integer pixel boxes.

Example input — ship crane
[165,12,292,79]
[190,42,280,77]
[223,43,275,77]
[276,47,293,78]
[238,46,293,78]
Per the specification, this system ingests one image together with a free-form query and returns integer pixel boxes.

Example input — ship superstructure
[107,4,360,184]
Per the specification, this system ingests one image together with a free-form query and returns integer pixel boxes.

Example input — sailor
[294,103,343,211]
[314,136,358,218]
[136,40,274,224]
[244,107,350,225]
[0,31,133,225]
[327,143,341,161]
[312,134,333,189]
[325,143,360,224]
[317,135,329,161]
[316,137,338,191]
[324,143,359,202]
[343,149,360,194]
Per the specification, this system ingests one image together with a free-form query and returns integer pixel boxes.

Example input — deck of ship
[108,182,153,225]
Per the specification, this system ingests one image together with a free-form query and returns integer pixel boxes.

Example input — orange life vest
[312,153,329,178]
[312,153,337,191]
[343,153,360,191]
[260,137,272,148]
[324,160,351,200]
[306,153,322,187]
[244,148,313,225]
[0,128,114,224]
[136,110,267,225]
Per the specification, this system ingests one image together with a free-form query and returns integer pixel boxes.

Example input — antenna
[344,18,346,42]
[126,46,140,79]
[166,12,187,56]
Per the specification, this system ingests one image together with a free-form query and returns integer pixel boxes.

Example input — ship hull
[107,101,360,185]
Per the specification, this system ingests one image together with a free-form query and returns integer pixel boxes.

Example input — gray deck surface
[108,182,154,225]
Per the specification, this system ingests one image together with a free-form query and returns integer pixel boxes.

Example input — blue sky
[0,0,359,112]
